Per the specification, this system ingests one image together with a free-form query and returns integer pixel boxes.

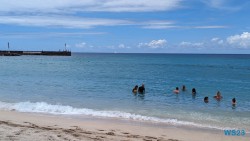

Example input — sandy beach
[0,110,248,141]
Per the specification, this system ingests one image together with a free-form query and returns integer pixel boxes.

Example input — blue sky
[0,0,250,53]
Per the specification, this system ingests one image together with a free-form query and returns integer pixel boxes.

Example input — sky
[0,0,250,54]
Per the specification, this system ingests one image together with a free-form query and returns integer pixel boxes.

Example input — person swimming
[232,98,236,105]
[192,88,196,95]
[138,84,145,94]
[204,96,209,103]
[214,91,223,100]
[182,85,186,91]
[132,85,138,94]
[173,87,179,94]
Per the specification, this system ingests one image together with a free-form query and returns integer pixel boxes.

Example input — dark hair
[176,87,179,90]
[192,88,196,94]
[232,98,236,103]
[204,97,208,100]
[204,97,208,103]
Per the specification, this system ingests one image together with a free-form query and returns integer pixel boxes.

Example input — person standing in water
[192,88,196,95]
[204,97,209,103]
[173,87,179,94]
[232,98,236,105]
[138,84,145,94]
[132,85,138,94]
[214,91,223,100]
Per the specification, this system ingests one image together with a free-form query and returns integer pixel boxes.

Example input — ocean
[0,53,249,131]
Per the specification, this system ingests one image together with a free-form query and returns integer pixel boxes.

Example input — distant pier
[0,50,71,56]
[0,42,71,56]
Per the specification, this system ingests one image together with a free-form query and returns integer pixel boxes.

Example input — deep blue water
[0,53,250,130]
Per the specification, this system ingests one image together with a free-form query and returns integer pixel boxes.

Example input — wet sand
[0,110,249,141]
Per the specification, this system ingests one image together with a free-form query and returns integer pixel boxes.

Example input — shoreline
[0,110,249,141]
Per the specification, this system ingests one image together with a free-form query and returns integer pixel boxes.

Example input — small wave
[0,101,230,130]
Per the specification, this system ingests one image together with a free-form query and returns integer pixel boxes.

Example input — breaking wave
[0,101,229,130]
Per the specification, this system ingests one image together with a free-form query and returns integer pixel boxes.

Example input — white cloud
[0,32,105,38]
[75,42,87,48]
[142,20,177,29]
[0,0,182,13]
[227,32,250,48]
[143,25,178,29]
[183,32,250,50]
[202,0,244,11]
[203,0,226,8]
[0,15,180,29]
[141,20,228,30]
[194,26,228,29]
[211,38,224,45]
[0,14,229,30]
[143,24,228,29]
[118,44,130,49]
[0,1,184,29]
[211,38,219,42]
[139,39,167,48]
[0,15,132,29]
[180,42,204,47]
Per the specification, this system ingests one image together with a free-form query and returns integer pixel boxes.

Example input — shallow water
[0,53,249,130]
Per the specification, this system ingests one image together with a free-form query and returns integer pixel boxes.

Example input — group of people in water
[133,84,236,106]
[173,85,236,106]
[132,84,145,94]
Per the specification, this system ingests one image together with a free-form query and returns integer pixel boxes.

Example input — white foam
[0,101,230,130]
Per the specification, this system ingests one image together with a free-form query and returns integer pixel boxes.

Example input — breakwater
[0,50,71,56]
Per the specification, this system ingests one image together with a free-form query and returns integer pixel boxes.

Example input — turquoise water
[0,53,250,131]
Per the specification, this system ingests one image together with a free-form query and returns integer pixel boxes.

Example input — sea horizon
[73,52,250,55]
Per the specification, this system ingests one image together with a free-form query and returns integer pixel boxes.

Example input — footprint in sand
[71,126,81,130]
[145,136,158,139]
[127,135,140,138]
[80,131,92,134]
[98,129,105,131]
[72,133,80,137]
[96,136,105,139]
[143,139,152,141]
[157,137,168,141]
[34,131,40,133]
[106,132,115,136]
[167,139,179,141]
